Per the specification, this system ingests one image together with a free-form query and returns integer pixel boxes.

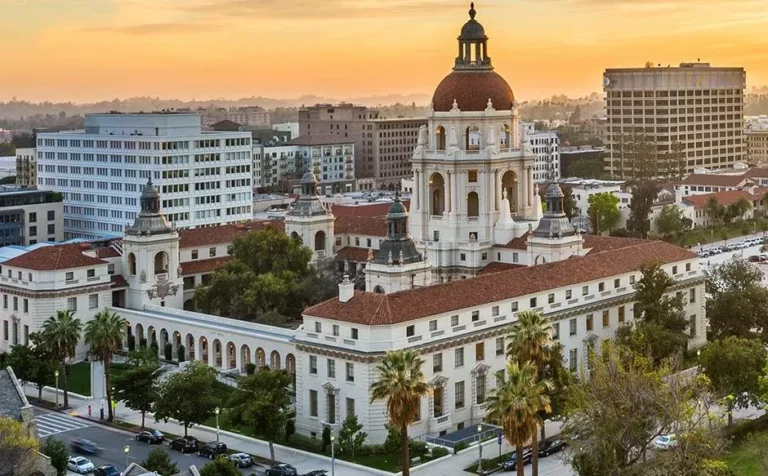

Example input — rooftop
[682,189,762,209]
[678,173,752,187]
[305,240,696,325]
[2,243,106,271]
[288,134,355,146]
[178,221,284,249]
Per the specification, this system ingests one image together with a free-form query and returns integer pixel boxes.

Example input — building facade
[15,148,36,188]
[745,118,768,166]
[0,187,63,246]
[520,122,559,184]
[372,118,428,190]
[604,63,746,177]
[36,113,253,239]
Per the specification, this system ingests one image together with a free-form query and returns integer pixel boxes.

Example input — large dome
[432,70,515,112]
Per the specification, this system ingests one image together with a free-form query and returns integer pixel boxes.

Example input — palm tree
[370,350,429,476]
[84,309,128,421]
[40,309,82,409]
[486,361,553,476]
[506,310,553,476]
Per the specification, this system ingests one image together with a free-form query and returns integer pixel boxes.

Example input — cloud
[82,22,220,35]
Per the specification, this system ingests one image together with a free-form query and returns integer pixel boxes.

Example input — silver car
[228,453,254,468]
[67,456,95,474]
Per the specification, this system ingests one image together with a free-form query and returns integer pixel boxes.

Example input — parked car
[67,456,95,474]
[169,436,199,453]
[135,429,165,444]
[94,465,121,476]
[653,434,678,450]
[538,439,567,457]
[228,453,254,468]
[265,464,299,476]
[501,448,533,470]
[749,255,762,262]
[197,441,228,459]
[71,438,102,455]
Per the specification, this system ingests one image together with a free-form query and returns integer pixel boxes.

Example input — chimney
[339,275,354,303]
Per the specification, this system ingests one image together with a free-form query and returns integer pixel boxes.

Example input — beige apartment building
[603,63,746,178]
[745,119,768,166]
[373,118,427,190]
[15,148,36,187]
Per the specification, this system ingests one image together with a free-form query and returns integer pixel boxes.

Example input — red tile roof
[682,190,758,209]
[110,275,129,289]
[3,244,106,271]
[180,257,233,276]
[582,235,649,254]
[747,167,768,179]
[95,246,121,259]
[334,215,388,237]
[478,262,526,275]
[331,201,409,218]
[679,173,751,187]
[178,221,284,248]
[305,241,696,325]
[500,232,530,250]
[334,247,371,263]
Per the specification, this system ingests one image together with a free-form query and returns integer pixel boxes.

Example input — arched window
[429,173,445,216]
[290,231,301,243]
[467,192,479,218]
[500,124,511,148]
[128,253,137,276]
[501,170,518,214]
[466,126,480,151]
[154,252,169,275]
[373,285,385,294]
[314,231,326,251]
[435,126,446,151]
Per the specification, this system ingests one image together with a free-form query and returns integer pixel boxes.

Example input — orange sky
[2,0,768,103]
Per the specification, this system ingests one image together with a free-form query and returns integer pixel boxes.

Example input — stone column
[235,345,243,373]
[195,337,203,364]
[414,170,420,210]
[446,171,452,213]
[496,170,502,212]
[451,171,458,214]
[527,167,534,207]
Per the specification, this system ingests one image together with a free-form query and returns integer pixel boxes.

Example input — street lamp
[330,435,336,476]
[477,424,483,474]
[123,445,129,470]
[215,407,220,443]
[54,370,60,408]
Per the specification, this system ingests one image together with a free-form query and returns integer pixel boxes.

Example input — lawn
[45,361,91,396]
[723,415,768,476]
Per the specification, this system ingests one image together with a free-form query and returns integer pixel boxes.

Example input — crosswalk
[35,412,90,438]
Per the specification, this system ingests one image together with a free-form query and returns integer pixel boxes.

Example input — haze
[3,0,768,103]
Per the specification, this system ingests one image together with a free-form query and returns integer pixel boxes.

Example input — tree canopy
[199,456,241,476]
[587,192,620,234]
[113,351,165,429]
[656,204,688,240]
[154,361,219,436]
[627,180,659,238]
[141,447,179,476]
[0,417,40,474]
[706,257,768,342]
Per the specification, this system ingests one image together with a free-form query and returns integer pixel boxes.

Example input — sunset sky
[3,0,768,103]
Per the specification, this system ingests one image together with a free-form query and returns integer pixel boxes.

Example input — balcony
[472,402,488,420]
[429,414,452,433]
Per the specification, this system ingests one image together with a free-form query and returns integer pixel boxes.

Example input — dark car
[538,439,567,457]
[197,441,228,459]
[135,429,165,444]
[501,448,533,471]
[301,471,328,476]
[169,436,199,453]
[71,438,102,456]
[265,464,299,476]
[228,453,254,468]
[94,465,121,476]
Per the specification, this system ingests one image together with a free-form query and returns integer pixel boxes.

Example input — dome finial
[469,2,476,20]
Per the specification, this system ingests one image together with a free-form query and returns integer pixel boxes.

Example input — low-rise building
[15,148,36,187]
[0,186,63,246]
[520,122,559,183]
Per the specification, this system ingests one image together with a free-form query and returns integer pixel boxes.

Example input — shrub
[141,447,178,476]
[176,344,185,362]
[287,433,323,453]
[321,426,332,453]
[127,334,136,351]
[139,338,147,349]
[150,341,159,356]
[163,343,173,361]
[383,424,401,454]
[431,446,450,459]
[454,441,469,454]
[285,418,295,442]
[41,437,69,476]
[409,440,429,459]
[245,362,256,375]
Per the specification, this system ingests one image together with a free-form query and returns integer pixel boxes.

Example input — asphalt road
[34,408,264,475]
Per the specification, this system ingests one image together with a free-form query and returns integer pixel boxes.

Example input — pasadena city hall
[0,4,706,444]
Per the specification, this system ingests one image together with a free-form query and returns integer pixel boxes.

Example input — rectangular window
[67,297,77,312]
[346,398,355,419]
[614,278,620,288]
[455,381,465,409]
[327,359,336,378]
[586,314,594,331]
[511,302,518,312]
[209,247,216,257]
[475,342,485,361]
[429,320,437,331]
[327,391,336,424]
[570,349,578,372]
[2,320,7,340]
[23,325,28,346]
[491,306,499,317]
[89,294,98,309]
[495,337,504,356]
[406,325,415,337]
[315,322,322,333]
[451,315,459,327]
[433,353,443,373]
[598,282,605,292]
[690,315,697,337]
[548,293,555,304]
[2,295,6,309]
[553,322,560,339]
[689,288,696,303]
[47,210,55,221]
[332,325,339,337]
[582,285,589,296]
[630,275,636,285]
[455,347,464,368]
[686,263,691,272]
[351,328,358,340]
[12,297,17,311]
[346,362,354,382]
[618,306,626,323]
[566,290,572,300]
[468,170,478,182]
[47,224,55,235]
[672,265,678,275]
[29,212,36,223]
[530,297,537,308]
[65,272,74,281]
[29,226,36,237]
[309,356,317,374]
[570,318,577,336]
[309,390,318,417]
[471,311,479,322]
[87,269,95,278]
[23,298,28,313]
[602,310,610,327]
[191,250,198,260]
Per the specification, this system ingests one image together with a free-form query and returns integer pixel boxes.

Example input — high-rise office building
[373,118,427,190]
[519,122,559,183]
[603,63,746,178]
[36,113,253,239]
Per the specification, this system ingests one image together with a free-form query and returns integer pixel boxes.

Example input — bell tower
[122,179,183,310]
[284,172,334,262]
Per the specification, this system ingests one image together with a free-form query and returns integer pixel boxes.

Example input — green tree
[228,368,293,463]
[370,350,430,476]
[731,196,752,222]
[706,197,723,227]
[486,361,552,476]
[0,417,40,474]
[0,142,15,156]
[338,414,367,458]
[140,447,178,476]
[6,338,58,401]
[566,157,606,180]
[0,175,16,185]
[199,456,240,476]
[39,309,82,408]
[154,361,218,436]
[627,180,659,238]
[40,436,69,476]
[706,257,768,341]
[617,261,688,364]
[699,336,767,427]
[655,204,686,240]
[84,309,127,421]
[538,343,573,442]
[587,192,620,234]
[112,357,165,429]
[194,227,314,321]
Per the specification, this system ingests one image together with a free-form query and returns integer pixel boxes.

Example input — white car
[67,456,95,474]
[653,434,678,450]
